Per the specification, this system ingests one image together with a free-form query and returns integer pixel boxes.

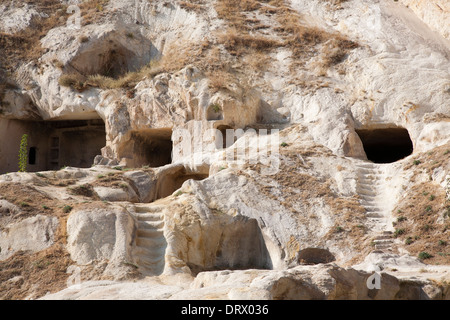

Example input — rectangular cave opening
[0,118,106,173]
[156,167,209,200]
[131,128,173,168]
[355,127,413,163]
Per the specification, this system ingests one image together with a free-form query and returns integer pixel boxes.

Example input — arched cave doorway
[355,127,413,163]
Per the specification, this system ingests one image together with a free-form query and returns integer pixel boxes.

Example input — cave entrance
[0,118,106,173]
[156,166,209,200]
[355,127,413,163]
[131,129,173,168]
[68,43,136,79]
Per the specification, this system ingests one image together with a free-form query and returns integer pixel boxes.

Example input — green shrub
[62,205,73,213]
[210,103,221,113]
[413,160,421,165]
[418,252,432,260]
[394,228,406,237]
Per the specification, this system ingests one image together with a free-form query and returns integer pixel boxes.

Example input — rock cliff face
[0,0,449,300]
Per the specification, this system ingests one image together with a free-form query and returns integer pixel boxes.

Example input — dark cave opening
[356,127,413,163]
[131,129,173,168]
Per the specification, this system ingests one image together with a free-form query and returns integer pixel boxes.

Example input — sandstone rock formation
[0,0,448,300]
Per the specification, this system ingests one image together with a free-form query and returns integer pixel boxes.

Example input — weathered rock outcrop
[0,0,448,300]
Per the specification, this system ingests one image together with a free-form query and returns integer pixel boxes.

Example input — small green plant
[97,174,105,179]
[405,237,413,245]
[174,190,183,197]
[210,103,221,113]
[33,258,51,269]
[444,150,449,155]
[413,160,421,165]
[335,226,344,233]
[418,252,432,260]
[63,205,73,213]
[125,32,134,39]
[397,216,407,222]
[123,261,139,269]
[18,134,28,172]
[20,202,30,207]
[428,195,435,201]
[42,205,50,210]
[425,205,432,212]
[280,142,288,147]
[119,183,128,190]
[394,228,406,237]
[438,240,447,246]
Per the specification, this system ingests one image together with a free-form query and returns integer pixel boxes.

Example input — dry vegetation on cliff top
[55,0,358,93]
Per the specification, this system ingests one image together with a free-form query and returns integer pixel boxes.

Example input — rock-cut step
[372,231,394,251]
[130,204,167,276]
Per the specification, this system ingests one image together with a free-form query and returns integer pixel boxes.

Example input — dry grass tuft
[178,0,206,12]
[214,0,358,81]
[79,0,110,26]
[218,28,281,56]
[216,0,261,30]
[59,59,164,91]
